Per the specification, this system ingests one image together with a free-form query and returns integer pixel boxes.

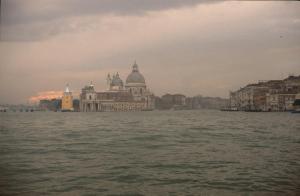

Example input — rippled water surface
[0,110,300,195]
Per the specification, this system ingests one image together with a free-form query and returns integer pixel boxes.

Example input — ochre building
[61,84,74,111]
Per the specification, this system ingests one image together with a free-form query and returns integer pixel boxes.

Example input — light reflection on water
[0,110,300,195]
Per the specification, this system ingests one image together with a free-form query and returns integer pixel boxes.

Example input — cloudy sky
[0,0,300,104]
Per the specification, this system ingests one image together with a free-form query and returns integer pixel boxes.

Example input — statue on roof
[107,73,111,85]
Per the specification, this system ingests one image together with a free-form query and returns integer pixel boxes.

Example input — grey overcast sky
[0,0,300,104]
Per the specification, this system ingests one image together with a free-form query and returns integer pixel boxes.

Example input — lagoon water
[0,110,299,195]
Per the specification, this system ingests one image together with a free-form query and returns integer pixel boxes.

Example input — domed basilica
[80,62,155,112]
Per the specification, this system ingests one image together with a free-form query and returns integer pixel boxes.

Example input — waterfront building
[266,93,296,111]
[186,95,229,110]
[80,62,155,112]
[61,84,74,111]
[161,94,175,109]
[39,99,61,111]
[173,94,186,106]
[293,93,300,112]
[0,106,8,112]
[155,94,228,110]
[229,75,300,111]
[73,99,80,112]
[159,94,186,110]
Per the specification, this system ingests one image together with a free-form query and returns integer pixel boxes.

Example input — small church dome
[111,72,123,87]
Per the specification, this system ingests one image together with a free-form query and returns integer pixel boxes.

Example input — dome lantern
[132,61,139,72]
[126,61,146,84]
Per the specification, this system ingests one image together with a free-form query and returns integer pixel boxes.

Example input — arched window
[89,95,92,100]
[140,88,142,94]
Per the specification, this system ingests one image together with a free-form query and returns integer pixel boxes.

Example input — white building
[229,75,300,111]
[80,62,155,112]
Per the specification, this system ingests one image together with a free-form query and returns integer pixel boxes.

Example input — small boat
[141,108,154,111]
[291,109,300,114]
[220,107,238,111]
[61,109,74,112]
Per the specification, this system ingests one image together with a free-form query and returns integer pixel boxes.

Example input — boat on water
[61,109,74,112]
[141,108,154,111]
[291,110,300,113]
[220,107,238,112]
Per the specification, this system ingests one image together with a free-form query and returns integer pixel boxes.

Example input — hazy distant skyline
[0,1,300,104]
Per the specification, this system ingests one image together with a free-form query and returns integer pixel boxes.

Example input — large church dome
[126,62,145,84]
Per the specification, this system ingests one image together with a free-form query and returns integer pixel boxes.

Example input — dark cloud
[1,0,217,25]
[1,0,221,41]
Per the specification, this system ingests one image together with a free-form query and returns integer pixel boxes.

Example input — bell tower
[61,84,74,111]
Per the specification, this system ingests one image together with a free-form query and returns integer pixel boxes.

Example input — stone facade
[293,93,300,111]
[186,96,228,110]
[80,62,155,112]
[158,94,186,110]
[229,75,300,111]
